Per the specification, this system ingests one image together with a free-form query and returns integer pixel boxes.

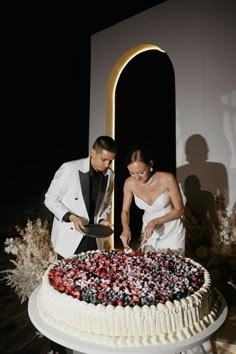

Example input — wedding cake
[37,250,222,347]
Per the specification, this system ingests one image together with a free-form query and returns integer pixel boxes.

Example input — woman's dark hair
[93,136,118,153]
[126,145,153,167]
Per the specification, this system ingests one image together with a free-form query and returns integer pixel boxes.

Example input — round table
[28,286,228,354]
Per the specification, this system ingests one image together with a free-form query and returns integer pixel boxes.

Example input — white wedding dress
[134,191,185,255]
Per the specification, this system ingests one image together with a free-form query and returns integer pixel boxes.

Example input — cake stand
[28,286,228,354]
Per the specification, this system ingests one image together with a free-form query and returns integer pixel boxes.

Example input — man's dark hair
[93,136,118,153]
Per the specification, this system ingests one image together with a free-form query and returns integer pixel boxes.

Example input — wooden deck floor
[0,250,51,354]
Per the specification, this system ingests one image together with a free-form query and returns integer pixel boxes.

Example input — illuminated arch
[105,44,165,250]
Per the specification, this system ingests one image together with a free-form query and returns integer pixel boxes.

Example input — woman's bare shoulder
[124,176,137,191]
[157,171,174,179]
[124,176,134,187]
[157,171,176,186]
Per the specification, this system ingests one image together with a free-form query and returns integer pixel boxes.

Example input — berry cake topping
[48,250,205,307]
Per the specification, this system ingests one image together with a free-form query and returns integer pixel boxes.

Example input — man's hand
[69,214,86,233]
[99,219,113,229]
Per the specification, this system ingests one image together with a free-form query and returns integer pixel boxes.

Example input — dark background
[1,1,167,240]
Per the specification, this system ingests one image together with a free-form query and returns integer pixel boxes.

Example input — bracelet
[124,245,131,250]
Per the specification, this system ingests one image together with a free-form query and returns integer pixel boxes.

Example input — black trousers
[50,235,97,353]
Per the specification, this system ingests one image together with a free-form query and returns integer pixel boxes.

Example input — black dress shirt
[89,165,104,223]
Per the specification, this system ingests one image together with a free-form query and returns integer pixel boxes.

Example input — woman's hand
[144,219,159,239]
[120,229,131,247]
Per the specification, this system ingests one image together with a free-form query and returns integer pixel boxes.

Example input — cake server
[84,224,114,238]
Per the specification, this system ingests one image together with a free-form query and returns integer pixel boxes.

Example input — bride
[120,146,186,256]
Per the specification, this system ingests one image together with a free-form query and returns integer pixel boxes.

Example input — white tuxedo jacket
[44,157,114,257]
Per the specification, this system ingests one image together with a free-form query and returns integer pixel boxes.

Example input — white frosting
[37,253,222,347]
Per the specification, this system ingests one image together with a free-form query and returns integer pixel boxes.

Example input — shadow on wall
[182,174,217,259]
[177,134,236,293]
[178,134,229,207]
[177,134,229,261]
[177,134,232,274]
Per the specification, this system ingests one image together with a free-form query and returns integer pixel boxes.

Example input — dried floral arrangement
[208,192,236,291]
[214,192,236,254]
[183,191,236,291]
[184,192,236,257]
[1,218,57,303]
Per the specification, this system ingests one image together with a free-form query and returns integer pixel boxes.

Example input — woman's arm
[120,179,133,246]
[144,172,184,239]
